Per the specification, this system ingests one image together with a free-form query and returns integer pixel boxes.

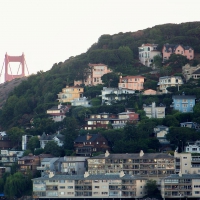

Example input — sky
[0,0,199,82]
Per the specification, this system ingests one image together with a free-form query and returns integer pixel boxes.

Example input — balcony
[37,166,48,170]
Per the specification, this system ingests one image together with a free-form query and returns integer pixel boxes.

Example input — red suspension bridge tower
[1,53,29,82]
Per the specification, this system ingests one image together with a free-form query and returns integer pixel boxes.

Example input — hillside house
[182,64,200,82]
[71,97,91,107]
[84,113,117,130]
[158,76,183,94]
[46,104,70,122]
[171,94,196,113]
[101,87,135,105]
[180,122,200,130]
[57,86,83,103]
[18,154,53,176]
[138,43,161,67]
[143,102,166,118]
[112,111,139,129]
[143,89,157,95]
[74,133,110,156]
[118,75,145,91]
[154,125,170,152]
[74,63,112,86]
[39,132,64,149]
[162,43,194,62]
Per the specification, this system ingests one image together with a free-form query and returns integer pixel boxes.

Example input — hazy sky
[0,0,199,82]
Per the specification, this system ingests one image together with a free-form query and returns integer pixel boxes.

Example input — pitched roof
[192,68,200,75]
[172,95,196,99]
[88,152,173,160]
[74,134,103,143]
[121,75,145,79]
[163,43,193,52]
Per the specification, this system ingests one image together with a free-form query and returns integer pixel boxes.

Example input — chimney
[84,171,90,178]
[119,171,125,177]
[105,150,110,157]
[49,171,55,178]
[86,133,92,140]
[139,150,144,157]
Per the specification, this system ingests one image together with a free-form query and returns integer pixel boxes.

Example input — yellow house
[57,86,84,103]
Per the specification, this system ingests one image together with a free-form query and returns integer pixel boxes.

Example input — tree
[152,55,162,68]
[27,136,40,152]
[7,127,25,147]
[44,141,63,156]
[145,179,158,196]
[61,117,78,150]
[4,172,31,199]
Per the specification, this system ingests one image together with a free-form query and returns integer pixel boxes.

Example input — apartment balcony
[46,186,58,191]
[33,186,46,191]
[37,166,48,170]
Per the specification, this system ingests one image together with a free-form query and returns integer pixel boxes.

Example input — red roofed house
[118,75,145,91]
[74,63,112,86]
[138,43,161,67]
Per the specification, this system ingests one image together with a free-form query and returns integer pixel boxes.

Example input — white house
[138,43,161,67]
[101,87,135,105]
[185,141,200,153]
[39,132,64,149]
[71,97,91,107]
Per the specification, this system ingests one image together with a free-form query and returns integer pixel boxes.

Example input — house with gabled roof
[74,133,110,156]
[162,43,194,62]
[39,132,64,149]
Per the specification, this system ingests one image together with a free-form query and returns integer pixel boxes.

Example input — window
[60,192,65,195]
[94,186,99,188]
[195,191,200,194]
[60,186,65,189]
[102,192,108,195]
[68,186,73,189]
[183,157,187,159]
[67,192,74,195]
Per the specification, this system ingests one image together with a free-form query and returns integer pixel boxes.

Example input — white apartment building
[161,173,200,199]
[174,151,200,175]
[32,171,147,199]
[158,76,183,93]
[143,102,166,118]
[138,43,161,67]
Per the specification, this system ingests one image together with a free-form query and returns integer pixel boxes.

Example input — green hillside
[1,22,200,129]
